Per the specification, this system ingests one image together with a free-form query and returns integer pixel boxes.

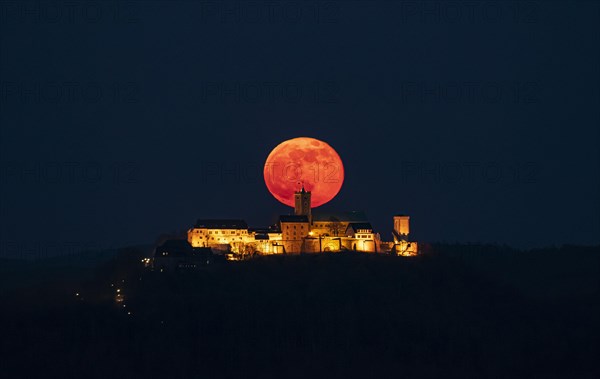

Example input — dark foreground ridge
[1,245,599,379]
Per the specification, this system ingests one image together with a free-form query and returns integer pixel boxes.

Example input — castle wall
[282,239,304,254]
[394,241,418,256]
[188,227,251,248]
[310,222,350,237]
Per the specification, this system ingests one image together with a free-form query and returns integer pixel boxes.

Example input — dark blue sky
[1,1,599,257]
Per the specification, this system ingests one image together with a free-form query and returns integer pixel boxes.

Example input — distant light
[116,289,121,293]
[127,312,131,315]
[75,293,79,296]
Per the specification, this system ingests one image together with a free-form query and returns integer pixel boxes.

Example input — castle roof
[346,222,373,232]
[154,239,194,257]
[248,225,281,233]
[279,215,309,223]
[295,183,309,194]
[194,219,248,229]
[312,211,368,223]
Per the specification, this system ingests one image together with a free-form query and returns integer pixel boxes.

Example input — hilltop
[1,245,598,378]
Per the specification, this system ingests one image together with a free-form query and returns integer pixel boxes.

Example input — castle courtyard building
[188,219,250,252]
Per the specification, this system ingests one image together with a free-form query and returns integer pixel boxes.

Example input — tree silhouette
[327,217,342,237]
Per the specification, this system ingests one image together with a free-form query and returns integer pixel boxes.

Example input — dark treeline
[1,245,598,378]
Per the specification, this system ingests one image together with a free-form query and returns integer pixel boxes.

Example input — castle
[185,185,418,258]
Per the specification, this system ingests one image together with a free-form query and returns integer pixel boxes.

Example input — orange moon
[264,137,344,208]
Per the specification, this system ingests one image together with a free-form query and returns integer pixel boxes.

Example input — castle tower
[294,184,311,221]
[393,215,410,237]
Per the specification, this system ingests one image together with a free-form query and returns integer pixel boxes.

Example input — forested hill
[1,244,598,379]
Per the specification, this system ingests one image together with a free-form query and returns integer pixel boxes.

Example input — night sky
[1,1,598,257]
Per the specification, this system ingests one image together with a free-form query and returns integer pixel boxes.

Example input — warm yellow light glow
[184,213,416,256]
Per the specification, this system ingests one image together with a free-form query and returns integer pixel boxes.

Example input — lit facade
[182,189,418,257]
[187,219,252,253]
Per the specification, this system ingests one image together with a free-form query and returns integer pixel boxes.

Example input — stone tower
[393,215,410,237]
[294,184,311,221]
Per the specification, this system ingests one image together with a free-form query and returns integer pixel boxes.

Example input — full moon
[264,137,344,208]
